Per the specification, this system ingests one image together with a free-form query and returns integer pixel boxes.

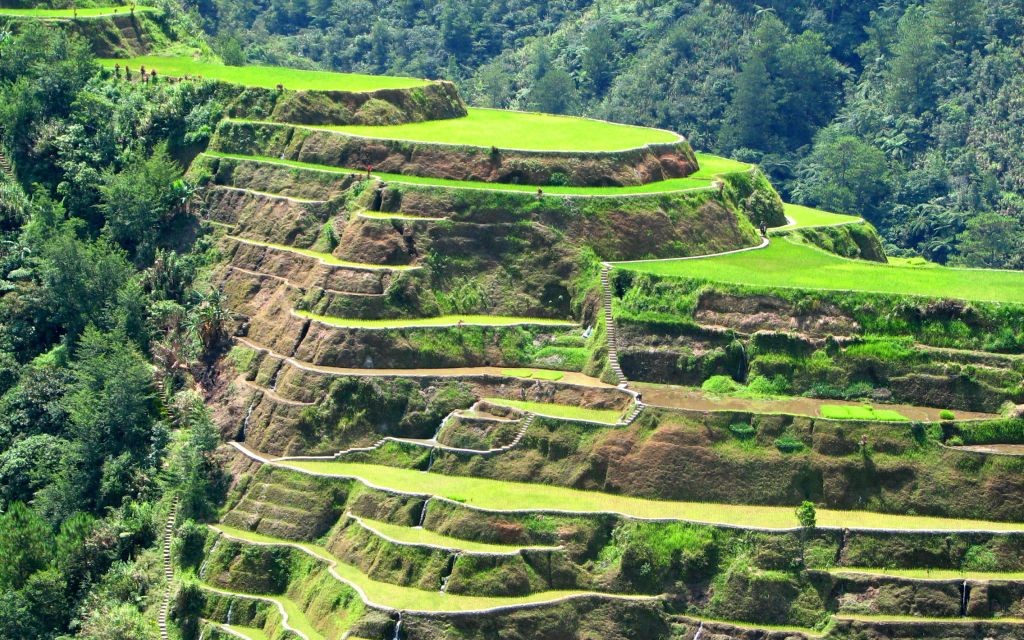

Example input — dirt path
[951,444,1024,456]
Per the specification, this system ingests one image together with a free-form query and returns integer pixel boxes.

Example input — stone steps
[600,267,626,385]
[158,498,178,640]
[0,149,13,179]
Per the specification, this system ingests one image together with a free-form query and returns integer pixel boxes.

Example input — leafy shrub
[745,374,789,397]
[962,545,1000,571]
[774,436,806,453]
[946,436,964,446]
[702,375,741,394]
[939,409,956,421]
[729,423,756,440]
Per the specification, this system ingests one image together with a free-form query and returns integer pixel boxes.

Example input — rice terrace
[1,3,1024,640]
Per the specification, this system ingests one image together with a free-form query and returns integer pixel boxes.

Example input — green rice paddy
[295,310,575,329]
[204,151,733,195]
[830,567,1024,581]
[202,584,324,640]
[213,525,606,612]
[499,368,565,381]
[98,56,428,91]
[326,108,681,151]
[0,5,155,17]
[228,236,419,270]
[776,203,862,230]
[279,461,1024,532]
[353,515,548,554]
[222,625,269,640]
[617,237,1024,304]
[819,405,909,422]
[484,398,625,423]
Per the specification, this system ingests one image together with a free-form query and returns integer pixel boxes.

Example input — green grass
[353,515,550,554]
[325,107,680,151]
[776,203,862,230]
[830,567,1024,581]
[499,368,565,381]
[227,236,419,270]
[204,151,732,195]
[689,154,752,179]
[617,237,1024,304]
[278,461,1024,532]
[295,310,575,329]
[223,625,269,640]
[356,210,445,221]
[98,56,428,91]
[819,405,909,422]
[484,398,625,424]
[0,5,155,17]
[835,613,1024,623]
[213,525,609,612]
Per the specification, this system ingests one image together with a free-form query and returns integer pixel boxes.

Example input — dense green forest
[199,0,1024,266]
[0,21,225,639]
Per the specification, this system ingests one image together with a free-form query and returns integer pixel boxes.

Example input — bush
[702,375,741,394]
[775,436,806,453]
[939,409,956,421]
[946,435,964,446]
[729,423,756,440]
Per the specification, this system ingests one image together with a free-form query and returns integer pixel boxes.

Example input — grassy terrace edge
[615,236,1024,305]
[295,310,576,329]
[202,152,746,196]
[210,524,649,614]
[98,56,430,91]
[232,448,1024,532]
[0,5,156,17]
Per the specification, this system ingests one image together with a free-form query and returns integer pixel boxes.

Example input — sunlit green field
[326,107,681,151]
[0,5,155,17]
[296,310,574,329]
[617,237,1024,304]
[277,461,1024,531]
[776,203,862,230]
[98,56,428,91]
[484,397,625,424]
[201,585,325,640]
[500,368,565,381]
[205,151,740,195]
[830,567,1024,581]
[819,405,909,422]
[221,624,269,640]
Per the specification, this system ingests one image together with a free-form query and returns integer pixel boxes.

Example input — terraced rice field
[202,585,325,640]
[227,236,419,270]
[98,56,428,91]
[776,203,862,230]
[296,310,575,329]
[324,107,681,151]
[618,236,1024,304]
[0,5,155,17]
[213,525,613,612]
[830,567,1024,581]
[500,368,565,381]
[484,398,625,424]
[352,515,550,554]
[204,151,737,195]
[819,405,909,421]
[220,624,269,640]
[274,459,1024,532]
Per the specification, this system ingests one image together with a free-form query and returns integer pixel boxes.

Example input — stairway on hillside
[158,498,179,640]
[0,149,13,180]
[600,266,626,385]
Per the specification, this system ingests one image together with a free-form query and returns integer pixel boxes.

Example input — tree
[721,55,773,151]
[954,213,1024,269]
[98,143,183,265]
[796,500,816,565]
[794,130,889,220]
[582,20,616,96]
[885,7,940,115]
[531,66,578,115]
[0,501,54,590]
